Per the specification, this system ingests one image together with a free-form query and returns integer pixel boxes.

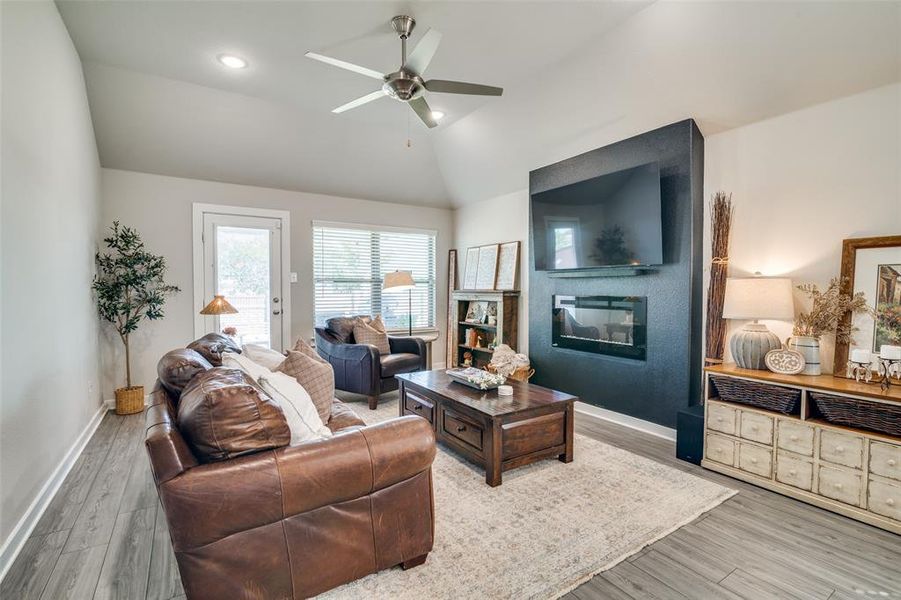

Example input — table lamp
[199,295,238,315]
[383,270,415,336]
[722,277,794,370]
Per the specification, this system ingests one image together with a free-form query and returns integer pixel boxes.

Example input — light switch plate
[290,272,298,283]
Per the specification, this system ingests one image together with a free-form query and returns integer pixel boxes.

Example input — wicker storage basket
[486,364,535,382]
[810,392,901,437]
[710,376,800,414]
[115,385,144,415]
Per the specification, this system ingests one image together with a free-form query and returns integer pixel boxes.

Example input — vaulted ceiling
[58,1,900,208]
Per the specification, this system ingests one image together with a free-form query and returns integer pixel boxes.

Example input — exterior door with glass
[200,213,285,350]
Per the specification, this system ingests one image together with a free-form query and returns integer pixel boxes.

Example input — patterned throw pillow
[353,316,390,354]
[276,350,334,422]
[294,338,328,363]
[368,314,387,333]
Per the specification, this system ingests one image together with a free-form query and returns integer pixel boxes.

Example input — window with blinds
[313,223,437,331]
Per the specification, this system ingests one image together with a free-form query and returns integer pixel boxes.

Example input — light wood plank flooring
[2,396,899,599]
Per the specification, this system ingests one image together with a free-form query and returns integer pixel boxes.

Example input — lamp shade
[383,270,414,291]
[199,295,238,315]
[722,277,794,321]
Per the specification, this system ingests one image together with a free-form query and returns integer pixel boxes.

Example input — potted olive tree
[94,222,179,414]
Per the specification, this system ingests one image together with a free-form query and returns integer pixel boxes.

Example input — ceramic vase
[788,335,821,375]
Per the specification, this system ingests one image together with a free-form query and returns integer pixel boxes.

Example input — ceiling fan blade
[403,28,442,75]
[408,96,437,129]
[425,79,503,96]
[304,52,385,80]
[332,90,387,114]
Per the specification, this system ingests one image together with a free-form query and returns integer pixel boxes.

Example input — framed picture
[462,247,480,290]
[495,241,521,290]
[446,249,457,365]
[834,235,901,374]
[475,244,500,290]
[465,300,489,323]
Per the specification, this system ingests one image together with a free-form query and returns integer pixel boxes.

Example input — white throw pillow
[222,351,271,380]
[256,371,332,443]
[242,344,286,370]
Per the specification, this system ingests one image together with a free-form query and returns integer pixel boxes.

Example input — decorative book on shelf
[450,290,519,369]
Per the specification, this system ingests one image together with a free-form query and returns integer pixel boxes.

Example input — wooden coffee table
[396,370,576,486]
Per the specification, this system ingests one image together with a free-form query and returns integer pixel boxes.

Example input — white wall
[101,169,453,395]
[454,84,901,376]
[453,190,530,353]
[1,0,102,552]
[705,83,901,372]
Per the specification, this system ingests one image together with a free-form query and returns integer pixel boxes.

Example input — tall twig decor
[705,192,733,365]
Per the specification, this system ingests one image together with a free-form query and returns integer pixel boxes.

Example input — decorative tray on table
[445,367,506,390]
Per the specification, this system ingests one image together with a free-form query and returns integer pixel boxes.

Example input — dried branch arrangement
[705,191,733,365]
[793,277,870,342]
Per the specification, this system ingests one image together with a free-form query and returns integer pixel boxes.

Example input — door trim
[192,203,291,348]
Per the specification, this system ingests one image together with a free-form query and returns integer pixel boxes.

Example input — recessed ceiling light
[431,110,445,121]
[217,54,247,69]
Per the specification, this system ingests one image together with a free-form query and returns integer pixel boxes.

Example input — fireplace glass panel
[552,295,647,360]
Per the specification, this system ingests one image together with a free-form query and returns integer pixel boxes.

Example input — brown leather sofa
[144,339,437,599]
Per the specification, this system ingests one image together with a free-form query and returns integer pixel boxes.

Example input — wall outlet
[290,272,298,283]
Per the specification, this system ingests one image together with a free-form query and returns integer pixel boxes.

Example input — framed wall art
[834,235,901,374]
[475,244,499,290]
[462,247,480,290]
[494,241,521,290]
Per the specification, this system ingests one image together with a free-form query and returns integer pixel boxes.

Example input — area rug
[322,397,737,600]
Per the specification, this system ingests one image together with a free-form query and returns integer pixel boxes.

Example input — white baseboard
[574,401,676,442]
[430,361,447,370]
[0,403,107,583]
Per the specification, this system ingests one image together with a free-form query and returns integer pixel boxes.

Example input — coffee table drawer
[403,390,434,424]
[442,409,483,451]
[502,412,565,460]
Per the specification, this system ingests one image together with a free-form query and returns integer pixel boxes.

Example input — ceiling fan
[305,15,503,128]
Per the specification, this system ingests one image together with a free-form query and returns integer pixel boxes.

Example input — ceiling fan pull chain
[406,110,412,148]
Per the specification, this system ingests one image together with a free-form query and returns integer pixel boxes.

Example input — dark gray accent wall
[528,120,705,428]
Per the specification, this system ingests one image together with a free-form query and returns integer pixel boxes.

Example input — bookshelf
[450,290,519,368]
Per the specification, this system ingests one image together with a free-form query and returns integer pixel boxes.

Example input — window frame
[311,220,439,334]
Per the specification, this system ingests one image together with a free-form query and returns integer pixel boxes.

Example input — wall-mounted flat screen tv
[531,162,663,271]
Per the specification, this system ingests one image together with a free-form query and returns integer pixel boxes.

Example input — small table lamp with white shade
[722,277,794,370]
[383,270,415,336]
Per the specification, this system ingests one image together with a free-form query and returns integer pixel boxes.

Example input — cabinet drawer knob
[456,425,467,432]
[790,435,799,442]
[788,469,797,476]
[715,448,723,454]
[887,498,896,506]
[413,404,421,411]
[750,457,758,464]
[834,483,843,490]
[888,459,897,467]
[835,446,844,453]
[716,417,723,423]
[751,425,759,432]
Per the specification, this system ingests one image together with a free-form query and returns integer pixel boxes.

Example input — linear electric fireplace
[552,295,647,360]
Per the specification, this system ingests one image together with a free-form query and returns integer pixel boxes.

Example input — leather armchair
[315,319,427,409]
[145,382,436,599]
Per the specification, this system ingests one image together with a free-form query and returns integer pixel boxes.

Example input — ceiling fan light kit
[305,15,503,129]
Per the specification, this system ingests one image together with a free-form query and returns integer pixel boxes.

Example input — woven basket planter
[487,364,534,382]
[115,385,144,415]
[710,376,801,414]
[810,392,901,437]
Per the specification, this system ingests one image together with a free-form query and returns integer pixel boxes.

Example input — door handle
[273,297,280,303]
[273,310,281,315]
